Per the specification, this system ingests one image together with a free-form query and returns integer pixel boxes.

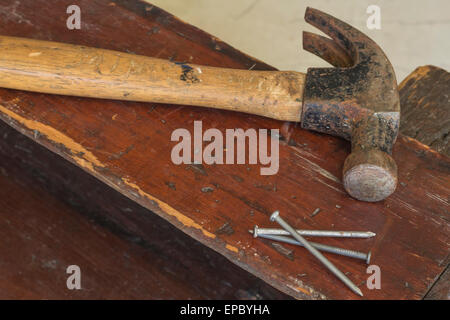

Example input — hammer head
[301,7,400,202]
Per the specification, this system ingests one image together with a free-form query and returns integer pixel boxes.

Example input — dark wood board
[424,265,449,300]
[398,65,450,300]
[0,120,287,299]
[399,65,449,156]
[0,0,448,299]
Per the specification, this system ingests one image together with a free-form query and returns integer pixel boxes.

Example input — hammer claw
[304,7,359,59]
[0,8,401,202]
[302,31,352,68]
[302,7,401,202]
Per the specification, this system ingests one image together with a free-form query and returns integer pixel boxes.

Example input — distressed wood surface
[399,65,450,300]
[0,0,448,299]
[424,265,449,300]
[399,65,449,156]
[0,120,287,299]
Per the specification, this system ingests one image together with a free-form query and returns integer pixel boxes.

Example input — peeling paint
[74,157,96,172]
[286,283,311,296]
[400,135,443,156]
[122,178,216,239]
[0,105,104,170]
[225,244,239,253]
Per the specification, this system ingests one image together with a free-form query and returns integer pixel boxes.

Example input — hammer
[0,7,399,202]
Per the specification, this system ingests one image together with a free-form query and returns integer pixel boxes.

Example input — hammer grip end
[343,150,397,202]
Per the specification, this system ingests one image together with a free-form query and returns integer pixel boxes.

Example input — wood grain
[0,35,304,121]
[0,0,448,299]
[424,266,450,300]
[399,65,449,156]
[0,120,287,299]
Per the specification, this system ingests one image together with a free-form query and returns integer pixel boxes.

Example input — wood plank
[0,167,201,299]
[0,0,448,299]
[424,266,450,300]
[398,65,450,300]
[0,120,287,299]
[399,65,450,156]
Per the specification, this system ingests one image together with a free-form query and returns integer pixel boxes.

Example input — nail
[252,225,376,238]
[251,231,371,264]
[270,211,363,297]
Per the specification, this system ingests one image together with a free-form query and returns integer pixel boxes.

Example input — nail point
[269,210,363,297]
[355,287,364,297]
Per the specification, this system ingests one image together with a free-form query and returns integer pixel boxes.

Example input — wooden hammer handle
[0,36,305,121]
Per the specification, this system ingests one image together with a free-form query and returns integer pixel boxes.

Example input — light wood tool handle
[0,36,305,121]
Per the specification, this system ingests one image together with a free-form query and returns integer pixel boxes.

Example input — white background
[148,0,450,82]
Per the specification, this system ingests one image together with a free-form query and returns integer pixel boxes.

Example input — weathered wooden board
[0,120,287,299]
[399,65,449,156]
[0,0,448,299]
[424,265,449,300]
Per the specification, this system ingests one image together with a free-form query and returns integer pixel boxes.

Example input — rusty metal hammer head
[300,7,400,202]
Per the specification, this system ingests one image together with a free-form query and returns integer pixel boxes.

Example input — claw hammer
[0,7,400,202]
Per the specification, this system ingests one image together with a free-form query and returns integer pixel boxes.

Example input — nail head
[270,211,279,221]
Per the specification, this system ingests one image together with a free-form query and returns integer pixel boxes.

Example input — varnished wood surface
[399,65,449,156]
[0,120,287,299]
[0,0,448,299]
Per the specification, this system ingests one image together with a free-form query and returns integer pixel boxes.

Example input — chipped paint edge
[121,178,217,239]
[0,104,104,169]
[0,103,332,299]
[0,104,248,256]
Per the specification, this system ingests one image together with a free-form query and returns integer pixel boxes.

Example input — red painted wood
[0,120,288,299]
[0,0,448,299]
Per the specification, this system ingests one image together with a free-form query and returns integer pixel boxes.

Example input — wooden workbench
[0,0,448,299]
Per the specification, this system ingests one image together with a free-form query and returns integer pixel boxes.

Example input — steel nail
[251,232,371,264]
[251,226,375,238]
[270,211,363,297]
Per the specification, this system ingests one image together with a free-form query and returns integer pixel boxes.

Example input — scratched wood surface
[424,266,449,300]
[0,120,287,299]
[398,65,449,156]
[0,0,448,299]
